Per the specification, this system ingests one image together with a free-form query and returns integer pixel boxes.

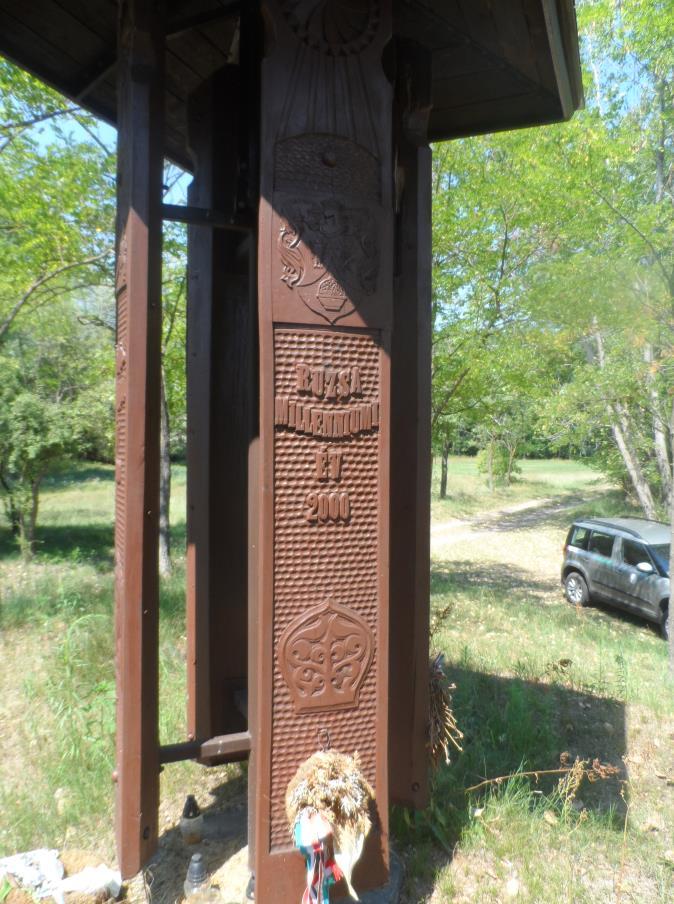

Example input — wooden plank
[0,0,106,67]
[114,0,164,880]
[168,28,229,82]
[431,70,529,110]
[429,91,558,140]
[53,0,117,42]
[0,8,82,86]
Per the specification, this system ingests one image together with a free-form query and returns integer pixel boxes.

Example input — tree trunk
[159,368,172,577]
[505,443,518,486]
[669,396,674,675]
[486,442,494,491]
[611,406,659,520]
[18,480,40,561]
[644,343,671,510]
[594,327,658,519]
[440,444,449,499]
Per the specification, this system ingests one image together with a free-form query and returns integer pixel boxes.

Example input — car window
[569,526,590,549]
[588,530,615,558]
[649,543,670,576]
[622,539,650,568]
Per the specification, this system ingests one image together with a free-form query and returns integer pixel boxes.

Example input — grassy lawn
[407,456,674,902]
[1,457,673,902]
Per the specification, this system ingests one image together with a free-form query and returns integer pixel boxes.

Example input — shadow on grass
[140,768,249,904]
[0,521,187,569]
[432,559,557,598]
[394,668,628,898]
[41,464,114,490]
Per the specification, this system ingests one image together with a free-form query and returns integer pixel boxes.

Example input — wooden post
[254,1,393,897]
[389,42,433,810]
[186,67,252,747]
[114,0,164,879]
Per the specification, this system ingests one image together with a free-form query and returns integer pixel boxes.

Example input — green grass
[398,456,674,902]
[431,455,612,519]
[1,456,673,903]
[0,462,206,859]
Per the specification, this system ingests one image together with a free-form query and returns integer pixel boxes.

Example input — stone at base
[334,851,404,904]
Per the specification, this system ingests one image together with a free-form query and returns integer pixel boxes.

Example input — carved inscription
[275,360,379,441]
[270,328,381,848]
[278,600,374,714]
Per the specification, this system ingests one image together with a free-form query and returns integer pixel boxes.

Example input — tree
[0,304,112,558]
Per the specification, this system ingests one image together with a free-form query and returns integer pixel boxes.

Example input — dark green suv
[562,518,669,639]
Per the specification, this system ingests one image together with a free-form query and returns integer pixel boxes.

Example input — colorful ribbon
[293,809,344,904]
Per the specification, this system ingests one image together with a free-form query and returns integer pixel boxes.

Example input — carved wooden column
[254,0,393,897]
[114,0,164,879]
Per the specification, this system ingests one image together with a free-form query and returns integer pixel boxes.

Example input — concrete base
[335,851,404,904]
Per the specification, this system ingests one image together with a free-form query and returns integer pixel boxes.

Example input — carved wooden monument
[0,0,582,898]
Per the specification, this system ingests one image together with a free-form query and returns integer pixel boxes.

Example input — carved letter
[275,396,289,426]
[311,368,325,399]
[328,449,343,480]
[338,370,350,398]
[315,450,329,480]
[296,363,311,393]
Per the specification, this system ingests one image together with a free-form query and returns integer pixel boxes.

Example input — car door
[617,538,660,617]
[586,530,618,601]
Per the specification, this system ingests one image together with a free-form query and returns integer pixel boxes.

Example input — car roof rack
[579,517,669,539]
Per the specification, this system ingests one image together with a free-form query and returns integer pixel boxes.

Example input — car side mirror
[636,561,654,574]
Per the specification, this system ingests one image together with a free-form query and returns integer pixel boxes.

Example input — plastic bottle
[183,852,220,902]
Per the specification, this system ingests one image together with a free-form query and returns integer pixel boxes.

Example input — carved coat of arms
[278,199,379,324]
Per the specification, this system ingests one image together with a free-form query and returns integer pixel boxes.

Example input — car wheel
[564,571,589,607]
[661,605,669,641]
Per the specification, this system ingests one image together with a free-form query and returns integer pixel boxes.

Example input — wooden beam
[162,202,252,232]
[159,731,252,764]
[114,0,164,881]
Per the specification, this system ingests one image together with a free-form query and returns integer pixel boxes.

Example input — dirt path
[431,493,587,548]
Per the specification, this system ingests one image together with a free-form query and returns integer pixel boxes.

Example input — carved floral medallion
[278,600,374,713]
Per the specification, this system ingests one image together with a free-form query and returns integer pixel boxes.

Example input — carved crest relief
[278,600,374,713]
[278,199,379,324]
[281,0,381,56]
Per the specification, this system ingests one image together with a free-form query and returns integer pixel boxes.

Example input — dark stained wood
[255,1,395,897]
[114,0,164,881]
[186,66,253,750]
[162,202,252,231]
[0,1,581,167]
[389,40,432,811]
[159,730,252,763]
[429,90,558,141]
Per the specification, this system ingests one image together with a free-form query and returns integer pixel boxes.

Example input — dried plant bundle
[429,653,464,767]
[285,750,374,842]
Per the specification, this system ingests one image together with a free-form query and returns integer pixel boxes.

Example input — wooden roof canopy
[0,0,582,166]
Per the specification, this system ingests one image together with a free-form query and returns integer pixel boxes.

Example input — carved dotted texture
[114,252,128,582]
[271,327,381,849]
[275,136,380,201]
